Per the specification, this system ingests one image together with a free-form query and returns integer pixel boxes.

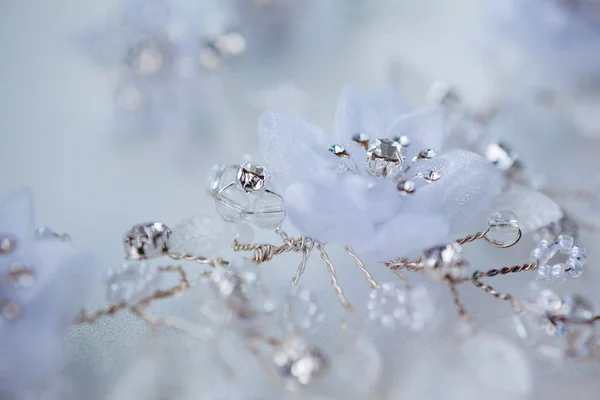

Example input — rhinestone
[423,170,441,182]
[485,142,519,171]
[397,180,416,194]
[236,162,269,193]
[123,222,171,260]
[392,135,411,147]
[417,149,437,159]
[1,300,20,320]
[485,210,520,247]
[328,144,349,157]
[0,235,16,255]
[365,138,407,180]
[421,242,467,281]
[8,263,35,287]
[250,192,286,229]
[273,336,328,386]
[351,133,370,148]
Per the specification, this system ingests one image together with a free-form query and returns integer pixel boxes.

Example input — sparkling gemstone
[1,300,20,320]
[106,261,162,306]
[557,235,574,254]
[367,282,437,332]
[351,133,370,148]
[397,180,416,194]
[8,263,35,287]
[215,185,249,223]
[417,149,437,159]
[236,162,269,193]
[250,192,286,229]
[485,142,519,171]
[123,222,171,260]
[282,286,325,333]
[0,234,16,255]
[421,243,466,281]
[392,135,411,147]
[423,170,441,182]
[329,144,349,157]
[365,138,407,180]
[571,245,588,265]
[566,258,584,278]
[273,336,328,386]
[550,264,566,283]
[486,210,520,246]
[126,38,170,77]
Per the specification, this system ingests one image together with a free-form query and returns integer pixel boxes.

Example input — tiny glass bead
[215,185,249,223]
[557,235,574,254]
[486,210,520,246]
[566,258,584,278]
[530,248,542,262]
[250,192,286,229]
[536,264,551,281]
[550,264,566,283]
[571,246,588,265]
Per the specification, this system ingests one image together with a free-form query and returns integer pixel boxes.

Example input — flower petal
[386,106,447,159]
[0,188,35,239]
[258,111,330,189]
[333,85,385,147]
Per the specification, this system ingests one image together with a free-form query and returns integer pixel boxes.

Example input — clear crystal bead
[397,179,416,194]
[486,210,520,246]
[250,192,286,229]
[351,133,370,148]
[550,264,566,283]
[557,235,574,254]
[215,185,249,223]
[561,295,596,358]
[417,149,437,159]
[236,163,269,194]
[423,170,441,182]
[273,336,328,387]
[365,138,407,180]
[571,245,588,265]
[126,38,169,77]
[328,144,349,157]
[123,222,171,260]
[421,243,466,281]
[537,289,563,313]
[530,247,542,262]
[485,142,519,171]
[169,216,231,258]
[392,135,411,147]
[566,258,584,278]
[536,263,551,281]
[106,261,162,306]
[282,286,325,333]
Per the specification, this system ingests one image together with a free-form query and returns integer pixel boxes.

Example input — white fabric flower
[0,189,94,394]
[259,86,501,261]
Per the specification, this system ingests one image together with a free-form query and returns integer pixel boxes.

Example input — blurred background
[2,0,600,399]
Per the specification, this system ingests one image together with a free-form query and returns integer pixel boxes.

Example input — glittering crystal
[486,210,520,246]
[421,242,466,281]
[557,235,574,254]
[530,248,542,263]
[1,300,20,320]
[351,133,370,148]
[485,142,519,171]
[571,245,588,265]
[215,185,249,223]
[536,263,551,281]
[328,144,349,157]
[169,215,232,258]
[566,258,584,278]
[423,170,441,182]
[123,222,171,260]
[417,149,437,159]
[273,336,328,386]
[550,264,567,283]
[250,192,286,229]
[537,289,563,313]
[106,261,162,305]
[397,180,416,194]
[392,135,411,147]
[366,282,437,331]
[282,286,325,333]
[0,234,16,255]
[365,138,407,180]
[236,162,269,194]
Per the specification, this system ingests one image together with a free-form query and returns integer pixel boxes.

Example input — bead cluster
[209,163,286,229]
[530,235,587,282]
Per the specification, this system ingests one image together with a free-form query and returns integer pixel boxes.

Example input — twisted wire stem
[447,281,471,322]
[455,228,489,246]
[345,246,379,288]
[317,243,353,311]
[384,257,422,272]
[167,252,229,267]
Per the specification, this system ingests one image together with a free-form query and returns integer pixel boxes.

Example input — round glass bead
[215,185,249,223]
[566,258,584,278]
[550,264,566,283]
[556,235,574,254]
[486,210,520,246]
[571,245,588,264]
[250,192,286,229]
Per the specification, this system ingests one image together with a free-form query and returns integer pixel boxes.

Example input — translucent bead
[561,295,596,358]
[556,235,574,254]
[571,246,588,265]
[231,222,254,243]
[536,289,563,313]
[106,261,161,305]
[250,192,286,229]
[282,286,325,333]
[215,185,249,223]
[566,258,584,278]
[272,336,328,387]
[530,248,542,262]
[486,210,520,246]
[536,263,550,281]
[169,216,231,258]
[550,264,566,283]
[206,164,237,195]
